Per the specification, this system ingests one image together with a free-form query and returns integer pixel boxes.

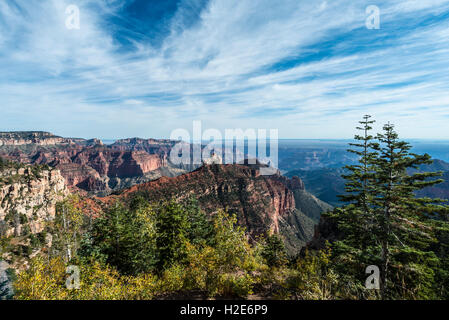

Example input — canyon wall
[0,132,180,195]
[112,164,330,253]
[0,166,69,238]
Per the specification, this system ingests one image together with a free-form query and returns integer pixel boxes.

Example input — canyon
[0,132,185,196]
[107,163,331,253]
[0,131,333,257]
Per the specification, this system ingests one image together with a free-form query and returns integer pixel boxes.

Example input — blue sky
[1,0,449,139]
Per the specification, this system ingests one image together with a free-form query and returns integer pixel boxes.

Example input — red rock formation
[57,163,102,188]
[0,133,175,193]
[115,164,303,238]
[53,149,167,191]
[111,137,175,155]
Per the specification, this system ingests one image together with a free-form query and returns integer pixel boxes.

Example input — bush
[261,234,288,268]
[215,273,255,298]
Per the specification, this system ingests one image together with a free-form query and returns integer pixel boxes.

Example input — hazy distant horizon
[98,137,449,144]
[3,130,449,144]
[102,137,449,163]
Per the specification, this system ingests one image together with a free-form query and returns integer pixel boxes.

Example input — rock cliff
[0,161,70,270]
[0,131,70,146]
[0,132,182,195]
[111,164,331,254]
[0,164,69,238]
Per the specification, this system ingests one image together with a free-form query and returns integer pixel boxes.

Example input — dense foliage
[11,195,359,300]
[13,198,260,299]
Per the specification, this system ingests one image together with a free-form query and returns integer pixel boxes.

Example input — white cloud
[0,0,449,139]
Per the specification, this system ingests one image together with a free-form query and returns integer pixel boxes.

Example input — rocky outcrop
[118,164,292,234]
[0,132,268,197]
[0,132,182,195]
[111,137,176,154]
[111,164,330,254]
[0,166,69,238]
[0,132,69,146]
[70,149,166,178]
[0,132,103,147]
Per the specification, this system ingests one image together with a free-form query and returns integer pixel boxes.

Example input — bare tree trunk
[380,236,389,299]
[62,205,72,261]
[380,142,394,300]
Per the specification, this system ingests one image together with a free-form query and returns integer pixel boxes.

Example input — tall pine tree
[324,115,380,298]
[371,123,447,299]
[340,115,378,211]
[327,116,449,299]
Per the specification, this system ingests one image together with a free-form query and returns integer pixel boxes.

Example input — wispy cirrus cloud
[0,0,449,139]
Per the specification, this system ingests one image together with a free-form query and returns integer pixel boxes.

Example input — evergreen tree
[80,197,215,275]
[261,234,288,268]
[327,117,449,299]
[371,123,447,299]
[85,201,157,275]
[155,201,190,272]
[184,198,215,247]
[324,115,380,297]
[339,115,378,211]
